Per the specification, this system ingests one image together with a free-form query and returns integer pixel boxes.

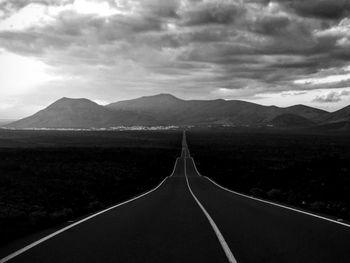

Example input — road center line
[184,157,238,263]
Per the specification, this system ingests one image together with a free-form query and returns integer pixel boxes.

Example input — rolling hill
[106,94,327,126]
[5,94,350,129]
[282,105,328,123]
[0,119,16,127]
[269,114,316,128]
[7,97,157,128]
[321,105,350,123]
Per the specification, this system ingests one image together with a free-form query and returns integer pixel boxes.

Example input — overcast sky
[1,0,350,118]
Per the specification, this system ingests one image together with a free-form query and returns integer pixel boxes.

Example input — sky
[1,0,350,118]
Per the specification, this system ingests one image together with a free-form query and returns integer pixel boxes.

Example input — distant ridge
[283,105,328,123]
[5,94,349,129]
[322,105,350,123]
[269,114,315,128]
[106,93,328,126]
[8,97,157,128]
[0,119,17,127]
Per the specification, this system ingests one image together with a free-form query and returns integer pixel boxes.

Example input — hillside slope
[270,114,316,128]
[322,105,350,124]
[8,98,157,128]
[7,94,349,129]
[107,94,327,126]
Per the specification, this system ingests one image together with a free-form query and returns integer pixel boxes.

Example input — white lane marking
[169,158,179,177]
[0,176,169,263]
[188,151,350,228]
[184,158,237,263]
[190,158,203,176]
[205,176,350,228]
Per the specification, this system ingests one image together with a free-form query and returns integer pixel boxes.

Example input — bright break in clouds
[1,0,350,118]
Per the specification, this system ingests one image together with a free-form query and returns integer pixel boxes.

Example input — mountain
[108,94,183,113]
[269,114,316,128]
[7,97,157,128]
[6,94,349,129]
[106,94,188,124]
[321,105,350,124]
[0,119,17,127]
[107,94,327,126]
[282,105,328,122]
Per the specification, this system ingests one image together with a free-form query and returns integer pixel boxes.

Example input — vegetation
[187,128,350,222]
[0,130,181,245]
[2,128,350,246]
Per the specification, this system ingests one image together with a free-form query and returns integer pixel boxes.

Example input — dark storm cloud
[180,1,245,26]
[1,0,350,110]
[136,0,182,18]
[0,6,166,56]
[0,0,69,9]
[0,29,73,55]
[251,15,291,36]
[0,0,71,19]
[268,0,350,20]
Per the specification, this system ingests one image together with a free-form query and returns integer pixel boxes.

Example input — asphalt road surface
[1,131,350,263]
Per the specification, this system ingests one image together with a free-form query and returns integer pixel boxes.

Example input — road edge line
[190,157,203,176]
[205,176,350,228]
[0,176,169,263]
[169,158,179,177]
[184,158,237,263]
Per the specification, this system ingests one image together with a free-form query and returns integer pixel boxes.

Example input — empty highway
[1,131,350,263]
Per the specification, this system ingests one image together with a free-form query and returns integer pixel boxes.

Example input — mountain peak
[48,97,99,109]
[270,114,315,128]
[7,93,350,129]
[140,93,182,101]
[56,97,95,103]
[324,104,350,123]
[106,93,184,114]
[286,104,327,111]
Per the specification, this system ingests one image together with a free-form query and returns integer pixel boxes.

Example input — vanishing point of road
[1,131,350,263]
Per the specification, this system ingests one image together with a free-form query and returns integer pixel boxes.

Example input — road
[1,131,350,262]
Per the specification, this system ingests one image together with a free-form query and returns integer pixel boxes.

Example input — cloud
[315,18,350,54]
[1,0,350,118]
[313,90,350,103]
[135,0,181,18]
[0,50,57,95]
[272,0,350,19]
[180,0,245,26]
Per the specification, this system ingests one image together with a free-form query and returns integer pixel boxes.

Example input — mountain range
[5,94,350,130]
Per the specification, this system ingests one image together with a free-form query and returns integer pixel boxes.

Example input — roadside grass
[0,130,181,245]
[187,128,350,222]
